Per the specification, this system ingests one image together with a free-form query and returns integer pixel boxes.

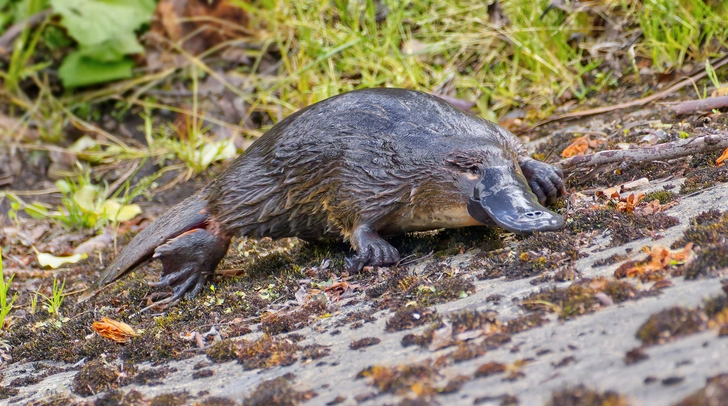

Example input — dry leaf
[92,317,136,344]
[717,147,728,167]
[616,192,645,213]
[598,185,621,199]
[561,137,590,158]
[615,243,694,280]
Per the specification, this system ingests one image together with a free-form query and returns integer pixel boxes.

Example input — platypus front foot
[148,228,230,307]
[346,225,400,273]
[519,158,567,205]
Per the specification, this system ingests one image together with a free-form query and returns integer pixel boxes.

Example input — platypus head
[465,164,563,234]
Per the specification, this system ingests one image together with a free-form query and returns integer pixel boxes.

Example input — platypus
[81,88,566,304]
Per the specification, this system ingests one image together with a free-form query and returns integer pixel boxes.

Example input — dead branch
[670,95,728,115]
[557,133,728,172]
[522,54,728,131]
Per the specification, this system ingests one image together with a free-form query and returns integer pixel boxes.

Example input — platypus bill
[81,88,566,306]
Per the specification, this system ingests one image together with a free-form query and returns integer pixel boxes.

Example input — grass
[0,252,18,330]
[39,277,65,316]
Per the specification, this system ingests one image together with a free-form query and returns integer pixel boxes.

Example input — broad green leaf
[50,0,155,47]
[36,252,87,269]
[58,52,135,88]
[77,35,145,62]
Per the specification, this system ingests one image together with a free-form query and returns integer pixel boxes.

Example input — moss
[133,366,174,386]
[357,363,440,396]
[350,337,381,349]
[522,278,638,319]
[681,243,728,279]
[385,306,439,332]
[197,397,238,406]
[192,369,215,380]
[474,362,507,378]
[673,210,728,248]
[260,300,328,335]
[414,277,475,306]
[592,253,629,268]
[680,166,728,195]
[206,339,238,363]
[0,386,19,400]
[71,359,137,397]
[675,374,728,406]
[94,390,145,406]
[645,190,676,204]
[624,348,649,365]
[504,313,547,334]
[149,392,190,406]
[636,306,707,346]
[237,335,300,370]
[570,208,679,247]
[547,385,629,406]
[242,374,316,406]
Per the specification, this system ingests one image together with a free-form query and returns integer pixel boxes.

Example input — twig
[524,54,728,131]
[557,133,728,171]
[670,95,728,115]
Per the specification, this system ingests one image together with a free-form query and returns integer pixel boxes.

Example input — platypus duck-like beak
[467,165,564,234]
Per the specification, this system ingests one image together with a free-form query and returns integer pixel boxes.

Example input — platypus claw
[346,228,400,273]
[147,228,229,304]
[520,158,566,205]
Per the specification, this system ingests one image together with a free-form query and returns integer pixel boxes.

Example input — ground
[2,97,728,405]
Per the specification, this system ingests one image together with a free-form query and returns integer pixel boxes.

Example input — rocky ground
[2,105,728,406]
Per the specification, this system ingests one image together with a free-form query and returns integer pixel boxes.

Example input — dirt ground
[2,95,728,406]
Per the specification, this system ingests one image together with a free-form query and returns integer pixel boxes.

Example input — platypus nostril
[525,211,544,218]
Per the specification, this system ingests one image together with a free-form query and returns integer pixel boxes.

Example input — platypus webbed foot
[149,228,230,305]
[519,158,566,205]
[346,225,400,273]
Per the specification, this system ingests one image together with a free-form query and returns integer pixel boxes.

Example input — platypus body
[83,88,566,304]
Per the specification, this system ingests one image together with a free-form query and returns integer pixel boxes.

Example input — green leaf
[50,0,155,47]
[58,51,135,88]
[24,202,50,219]
[77,35,145,62]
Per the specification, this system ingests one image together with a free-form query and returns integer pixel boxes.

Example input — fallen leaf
[598,185,622,199]
[561,137,590,158]
[73,231,113,255]
[717,147,728,167]
[614,243,694,280]
[616,192,645,213]
[92,317,136,344]
[35,250,87,269]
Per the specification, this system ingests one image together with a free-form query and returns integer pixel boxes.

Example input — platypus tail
[79,187,230,302]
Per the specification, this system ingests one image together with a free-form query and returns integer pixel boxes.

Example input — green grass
[0,252,18,330]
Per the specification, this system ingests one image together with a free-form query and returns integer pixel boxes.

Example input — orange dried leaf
[92,317,136,344]
[561,137,590,158]
[717,148,728,167]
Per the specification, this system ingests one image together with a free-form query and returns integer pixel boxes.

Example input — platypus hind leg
[149,227,231,306]
[345,224,401,272]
